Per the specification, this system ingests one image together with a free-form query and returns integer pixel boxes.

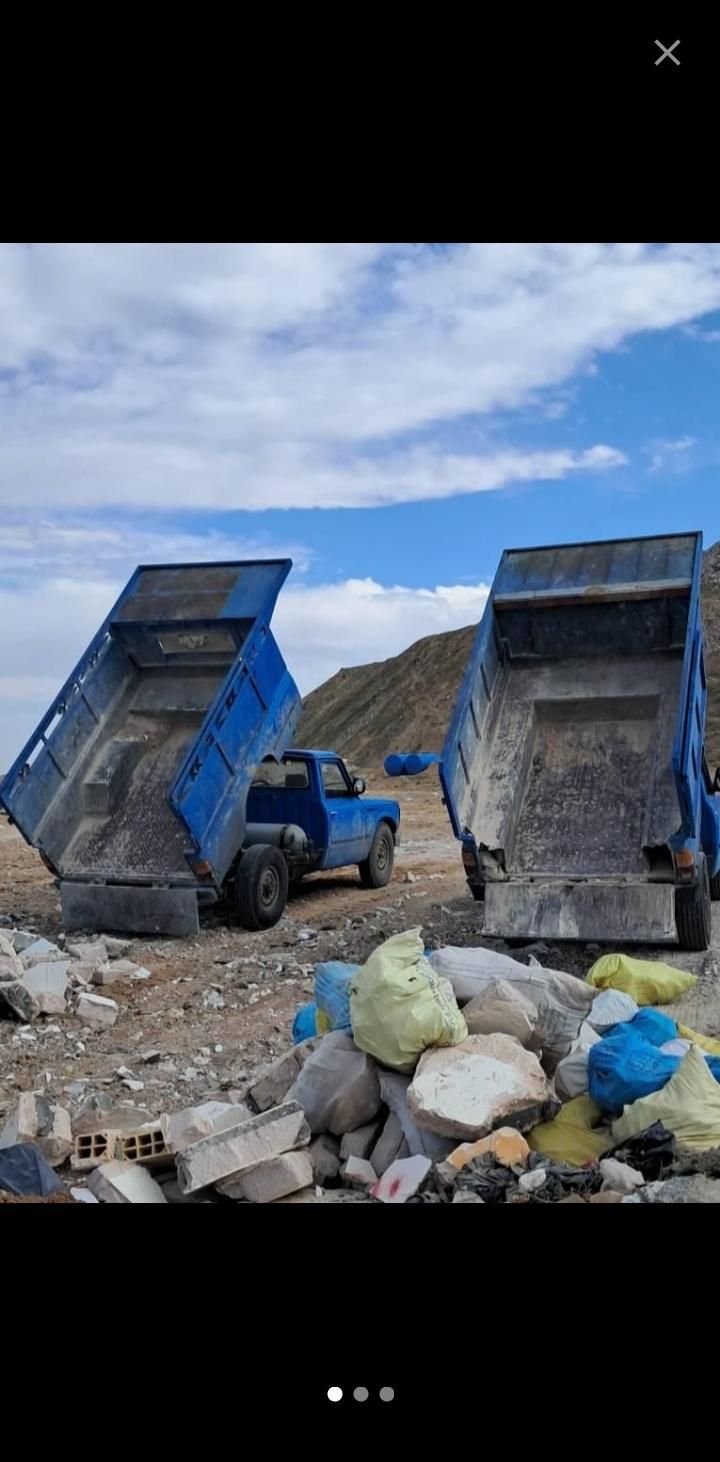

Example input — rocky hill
[299,540,720,768]
[298,623,476,765]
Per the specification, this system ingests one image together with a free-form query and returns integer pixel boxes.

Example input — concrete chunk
[218,1149,314,1202]
[176,1102,310,1194]
[369,1113,406,1177]
[67,939,108,966]
[371,1155,432,1204]
[407,1034,552,1140]
[249,1038,320,1112]
[286,1030,381,1136]
[377,1070,455,1160]
[309,1133,341,1184]
[342,1155,377,1190]
[88,1160,168,1203]
[340,1120,382,1163]
[92,958,150,986]
[0,975,39,1023]
[0,1094,73,1167]
[21,960,70,1014]
[75,991,118,1027]
[20,938,63,968]
[161,1100,253,1154]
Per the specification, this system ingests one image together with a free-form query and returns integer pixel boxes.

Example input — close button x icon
[655,39,680,65]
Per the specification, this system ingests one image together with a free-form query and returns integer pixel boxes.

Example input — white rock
[371,1154,431,1203]
[21,960,70,1015]
[218,1149,314,1202]
[462,979,539,1047]
[518,1167,547,1194]
[407,1034,552,1140]
[88,1161,168,1203]
[161,1100,254,1154]
[71,1187,100,1204]
[600,1158,645,1194]
[0,1093,73,1166]
[76,991,118,1027]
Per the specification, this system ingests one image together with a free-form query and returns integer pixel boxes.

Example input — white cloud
[2,243,720,512]
[0,569,488,769]
[647,436,697,473]
[274,577,489,693]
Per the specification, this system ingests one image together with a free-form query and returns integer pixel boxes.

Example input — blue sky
[2,242,720,765]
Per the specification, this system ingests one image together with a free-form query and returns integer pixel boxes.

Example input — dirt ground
[1,764,719,1133]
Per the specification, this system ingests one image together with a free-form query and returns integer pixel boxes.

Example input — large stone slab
[161,1101,253,1154]
[249,1038,320,1112]
[377,1070,455,1160]
[286,1031,381,1136]
[176,1102,310,1194]
[0,1094,73,1167]
[218,1150,314,1203]
[407,1034,552,1140]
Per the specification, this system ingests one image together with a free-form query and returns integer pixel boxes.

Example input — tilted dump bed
[440,533,717,944]
[1,562,301,926]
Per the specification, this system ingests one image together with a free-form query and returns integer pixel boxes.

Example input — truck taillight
[462,846,477,870]
[194,859,213,879]
[674,849,695,881]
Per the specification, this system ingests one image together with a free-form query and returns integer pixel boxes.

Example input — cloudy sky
[2,242,720,767]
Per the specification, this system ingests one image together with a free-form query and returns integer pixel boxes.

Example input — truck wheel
[233,844,289,931]
[675,854,712,951]
[359,823,394,888]
[710,869,720,901]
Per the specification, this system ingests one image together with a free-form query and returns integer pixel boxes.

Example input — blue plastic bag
[629,1008,677,1046]
[314,961,359,1032]
[589,1018,720,1112]
[292,1002,318,1044]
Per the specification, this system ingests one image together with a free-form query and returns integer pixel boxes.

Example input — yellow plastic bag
[586,953,697,1005]
[528,1094,613,1167]
[611,1044,720,1151]
[678,1023,720,1057]
[350,928,467,1073]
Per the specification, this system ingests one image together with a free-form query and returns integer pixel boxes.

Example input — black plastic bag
[0,1143,65,1197]
[607,1122,676,1181]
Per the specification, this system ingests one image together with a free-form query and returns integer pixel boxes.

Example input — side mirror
[714,767,720,794]
[353,777,366,795]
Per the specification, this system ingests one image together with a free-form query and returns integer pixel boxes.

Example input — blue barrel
[404,753,440,776]
[384,754,408,777]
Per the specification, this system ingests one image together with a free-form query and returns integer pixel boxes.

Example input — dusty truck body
[0,560,401,937]
[440,532,720,951]
[0,562,304,936]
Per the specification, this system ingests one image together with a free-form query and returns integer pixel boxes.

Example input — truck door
[320,759,368,867]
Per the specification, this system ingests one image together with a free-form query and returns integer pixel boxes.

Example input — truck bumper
[60,882,201,937]
[483,880,677,944]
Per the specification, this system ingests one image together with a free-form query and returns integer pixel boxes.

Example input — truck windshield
[321,761,353,797]
[251,758,309,790]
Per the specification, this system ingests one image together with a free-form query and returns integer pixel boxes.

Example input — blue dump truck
[0,561,399,937]
[441,532,720,951]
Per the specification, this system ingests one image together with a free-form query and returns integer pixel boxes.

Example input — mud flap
[483,881,677,944]
[60,882,200,936]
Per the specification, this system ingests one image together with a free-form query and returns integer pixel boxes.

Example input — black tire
[675,853,712,951]
[359,822,394,888]
[710,869,720,901]
[233,844,289,931]
[469,882,485,902]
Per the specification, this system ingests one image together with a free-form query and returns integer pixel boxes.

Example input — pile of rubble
[0,927,149,1027]
[1,923,719,1204]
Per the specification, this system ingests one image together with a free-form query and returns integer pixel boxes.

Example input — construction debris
[0,1094,73,1167]
[1,912,719,1206]
[407,1034,553,1140]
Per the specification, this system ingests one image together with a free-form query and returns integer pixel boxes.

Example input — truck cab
[246,749,400,886]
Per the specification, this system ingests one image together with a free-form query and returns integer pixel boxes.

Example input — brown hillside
[298,540,720,768]
[298,623,476,764]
